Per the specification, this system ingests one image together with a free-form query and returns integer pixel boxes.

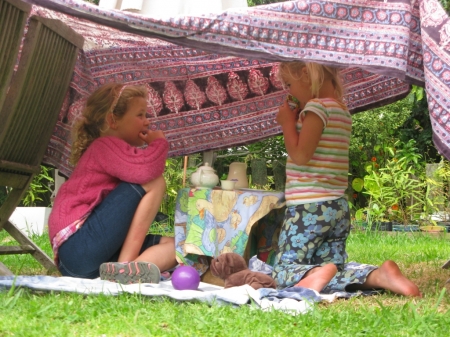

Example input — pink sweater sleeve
[92,136,169,184]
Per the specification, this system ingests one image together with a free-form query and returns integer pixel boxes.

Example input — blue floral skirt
[272,198,377,292]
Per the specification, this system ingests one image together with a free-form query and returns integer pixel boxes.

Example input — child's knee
[141,175,166,193]
[155,175,166,190]
[160,236,175,246]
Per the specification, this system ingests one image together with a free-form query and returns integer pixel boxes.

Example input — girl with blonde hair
[49,83,176,284]
[273,61,421,297]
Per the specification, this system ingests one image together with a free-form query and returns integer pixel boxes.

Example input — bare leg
[118,175,166,262]
[295,263,337,292]
[135,236,177,272]
[350,260,421,297]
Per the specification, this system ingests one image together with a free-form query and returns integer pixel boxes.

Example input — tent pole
[182,155,188,187]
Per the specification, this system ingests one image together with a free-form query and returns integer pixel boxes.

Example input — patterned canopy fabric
[22,0,450,177]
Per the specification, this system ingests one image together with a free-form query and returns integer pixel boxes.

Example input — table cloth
[174,187,285,274]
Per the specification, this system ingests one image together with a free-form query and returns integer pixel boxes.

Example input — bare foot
[294,264,337,292]
[363,260,422,297]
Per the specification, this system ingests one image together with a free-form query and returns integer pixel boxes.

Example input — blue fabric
[58,182,161,279]
[250,256,379,296]
[273,198,350,288]
[272,198,378,291]
[259,286,379,303]
[259,287,324,303]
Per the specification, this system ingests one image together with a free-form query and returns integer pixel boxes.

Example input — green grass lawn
[1,230,450,336]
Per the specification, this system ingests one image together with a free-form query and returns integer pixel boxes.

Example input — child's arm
[95,136,169,184]
[277,101,324,166]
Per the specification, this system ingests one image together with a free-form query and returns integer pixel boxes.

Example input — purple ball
[171,266,200,290]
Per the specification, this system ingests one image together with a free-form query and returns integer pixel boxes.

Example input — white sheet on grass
[0,275,350,315]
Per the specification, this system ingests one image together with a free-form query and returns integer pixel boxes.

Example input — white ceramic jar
[227,162,248,189]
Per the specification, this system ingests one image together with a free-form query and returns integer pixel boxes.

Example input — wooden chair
[0,0,31,108]
[0,0,84,275]
[0,0,32,277]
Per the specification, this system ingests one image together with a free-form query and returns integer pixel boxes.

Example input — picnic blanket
[18,0,450,176]
[0,275,361,316]
[0,257,378,315]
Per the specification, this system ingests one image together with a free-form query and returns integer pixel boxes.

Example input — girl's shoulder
[91,136,126,147]
[306,98,350,115]
[82,136,128,157]
[307,97,346,108]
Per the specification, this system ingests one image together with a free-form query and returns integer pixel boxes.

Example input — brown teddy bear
[210,253,276,290]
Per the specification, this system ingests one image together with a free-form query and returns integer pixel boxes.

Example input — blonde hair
[70,83,147,165]
[277,61,344,100]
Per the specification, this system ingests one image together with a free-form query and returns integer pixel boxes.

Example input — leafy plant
[398,86,439,163]
[361,140,426,225]
[422,158,450,223]
[160,157,185,229]
[364,161,425,225]
[349,93,414,208]
[21,165,54,207]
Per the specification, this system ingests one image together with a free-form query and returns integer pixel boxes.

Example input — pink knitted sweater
[48,136,169,242]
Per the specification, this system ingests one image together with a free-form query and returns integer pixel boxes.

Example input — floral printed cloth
[272,198,378,291]
[174,187,285,274]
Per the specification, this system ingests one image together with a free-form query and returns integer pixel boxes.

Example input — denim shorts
[58,182,161,279]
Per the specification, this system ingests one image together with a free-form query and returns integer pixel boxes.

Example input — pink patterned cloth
[18,0,450,174]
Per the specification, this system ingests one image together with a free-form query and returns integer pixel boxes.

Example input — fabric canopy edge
[22,0,424,85]
[19,0,450,168]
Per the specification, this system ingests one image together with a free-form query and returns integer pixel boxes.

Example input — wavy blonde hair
[277,61,344,100]
[70,83,147,165]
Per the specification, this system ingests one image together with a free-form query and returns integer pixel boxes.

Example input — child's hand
[139,130,165,144]
[276,101,299,126]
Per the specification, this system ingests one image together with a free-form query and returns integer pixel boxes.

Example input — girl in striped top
[272,61,421,297]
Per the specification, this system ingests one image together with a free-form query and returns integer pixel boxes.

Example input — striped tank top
[285,98,352,207]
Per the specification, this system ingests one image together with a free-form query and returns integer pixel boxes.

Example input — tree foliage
[247,0,285,5]
[349,94,413,180]
[398,87,439,163]
[214,135,286,180]
[440,0,450,12]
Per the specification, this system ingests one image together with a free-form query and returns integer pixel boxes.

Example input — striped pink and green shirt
[285,98,352,207]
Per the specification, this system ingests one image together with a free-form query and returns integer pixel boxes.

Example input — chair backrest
[0,14,84,224]
[0,5,84,274]
[0,15,84,173]
[0,0,31,108]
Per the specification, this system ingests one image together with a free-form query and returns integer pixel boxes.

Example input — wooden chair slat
[0,1,84,276]
[0,0,31,108]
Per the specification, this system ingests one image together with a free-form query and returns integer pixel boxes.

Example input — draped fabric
[21,0,450,176]
[98,0,249,17]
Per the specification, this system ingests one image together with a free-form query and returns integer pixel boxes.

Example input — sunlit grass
[1,230,450,336]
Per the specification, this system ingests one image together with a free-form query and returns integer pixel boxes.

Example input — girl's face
[113,96,149,147]
[283,67,312,106]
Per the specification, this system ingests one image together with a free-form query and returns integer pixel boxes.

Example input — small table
[174,187,286,275]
